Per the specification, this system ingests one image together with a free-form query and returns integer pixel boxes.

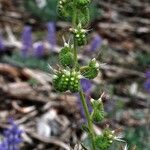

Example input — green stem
[79,89,96,150]
[73,0,78,69]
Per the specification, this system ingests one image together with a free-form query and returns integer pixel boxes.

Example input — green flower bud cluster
[94,129,115,150]
[59,43,74,67]
[57,0,90,25]
[53,69,80,93]
[77,0,91,7]
[70,24,87,46]
[90,98,105,122]
[57,0,72,16]
[80,58,99,79]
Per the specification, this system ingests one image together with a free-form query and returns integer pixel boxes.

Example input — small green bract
[90,98,105,122]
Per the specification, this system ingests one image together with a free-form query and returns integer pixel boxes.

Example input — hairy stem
[79,90,96,150]
[73,0,78,69]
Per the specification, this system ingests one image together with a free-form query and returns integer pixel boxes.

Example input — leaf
[81,124,90,133]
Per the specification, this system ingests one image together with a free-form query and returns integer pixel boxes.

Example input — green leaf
[81,124,90,133]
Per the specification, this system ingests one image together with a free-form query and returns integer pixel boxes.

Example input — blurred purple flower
[144,79,150,92]
[33,42,45,58]
[47,22,56,49]
[76,79,93,122]
[0,119,22,150]
[144,70,150,92]
[80,78,92,94]
[77,94,92,123]
[21,25,33,57]
[87,34,102,52]
[0,33,5,50]
[145,70,150,78]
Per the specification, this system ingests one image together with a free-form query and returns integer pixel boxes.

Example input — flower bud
[53,70,70,92]
[69,70,80,92]
[71,23,87,46]
[76,0,91,7]
[94,128,115,149]
[90,98,105,122]
[57,0,70,16]
[59,43,74,67]
[80,58,99,79]
[52,69,80,93]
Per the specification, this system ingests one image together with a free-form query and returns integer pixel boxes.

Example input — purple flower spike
[21,25,33,57]
[47,22,56,49]
[0,119,22,150]
[80,78,92,93]
[144,79,150,92]
[145,70,150,79]
[33,42,45,58]
[0,33,5,50]
[88,34,102,52]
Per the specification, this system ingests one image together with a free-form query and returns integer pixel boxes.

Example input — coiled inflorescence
[57,0,90,25]
[76,0,91,7]
[57,0,72,17]
[70,24,87,46]
[90,98,105,122]
[53,69,80,93]
[80,58,99,79]
[59,43,74,67]
[95,129,115,150]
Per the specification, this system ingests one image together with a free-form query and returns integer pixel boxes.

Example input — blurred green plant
[125,127,150,150]
[24,0,58,22]
[136,52,150,68]
[3,52,58,72]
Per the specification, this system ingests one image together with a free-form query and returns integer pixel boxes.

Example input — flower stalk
[79,89,96,150]
[72,2,96,148]
[73,0,78,69]
[55,0,117,149]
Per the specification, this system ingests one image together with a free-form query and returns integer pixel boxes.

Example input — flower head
[145,70,150,78]
[47,22,56,49]
[0,119,22,150]
[80,78,92,93]
[21,25,33,57]
[33,42,45,58]
[144,70,150,92]
[87,34,102,52]
[0,33,5,50]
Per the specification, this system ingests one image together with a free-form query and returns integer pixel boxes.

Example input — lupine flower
[77,79,93,122]
[144,70,150,92]
[145,70,150,78]
[0,33,5,51]
[33,41,45,58]
[87,34,102,52]
[0,119,22,150]
[144,79,150,92]
[21,25,33,57]
[47,22,56,49]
